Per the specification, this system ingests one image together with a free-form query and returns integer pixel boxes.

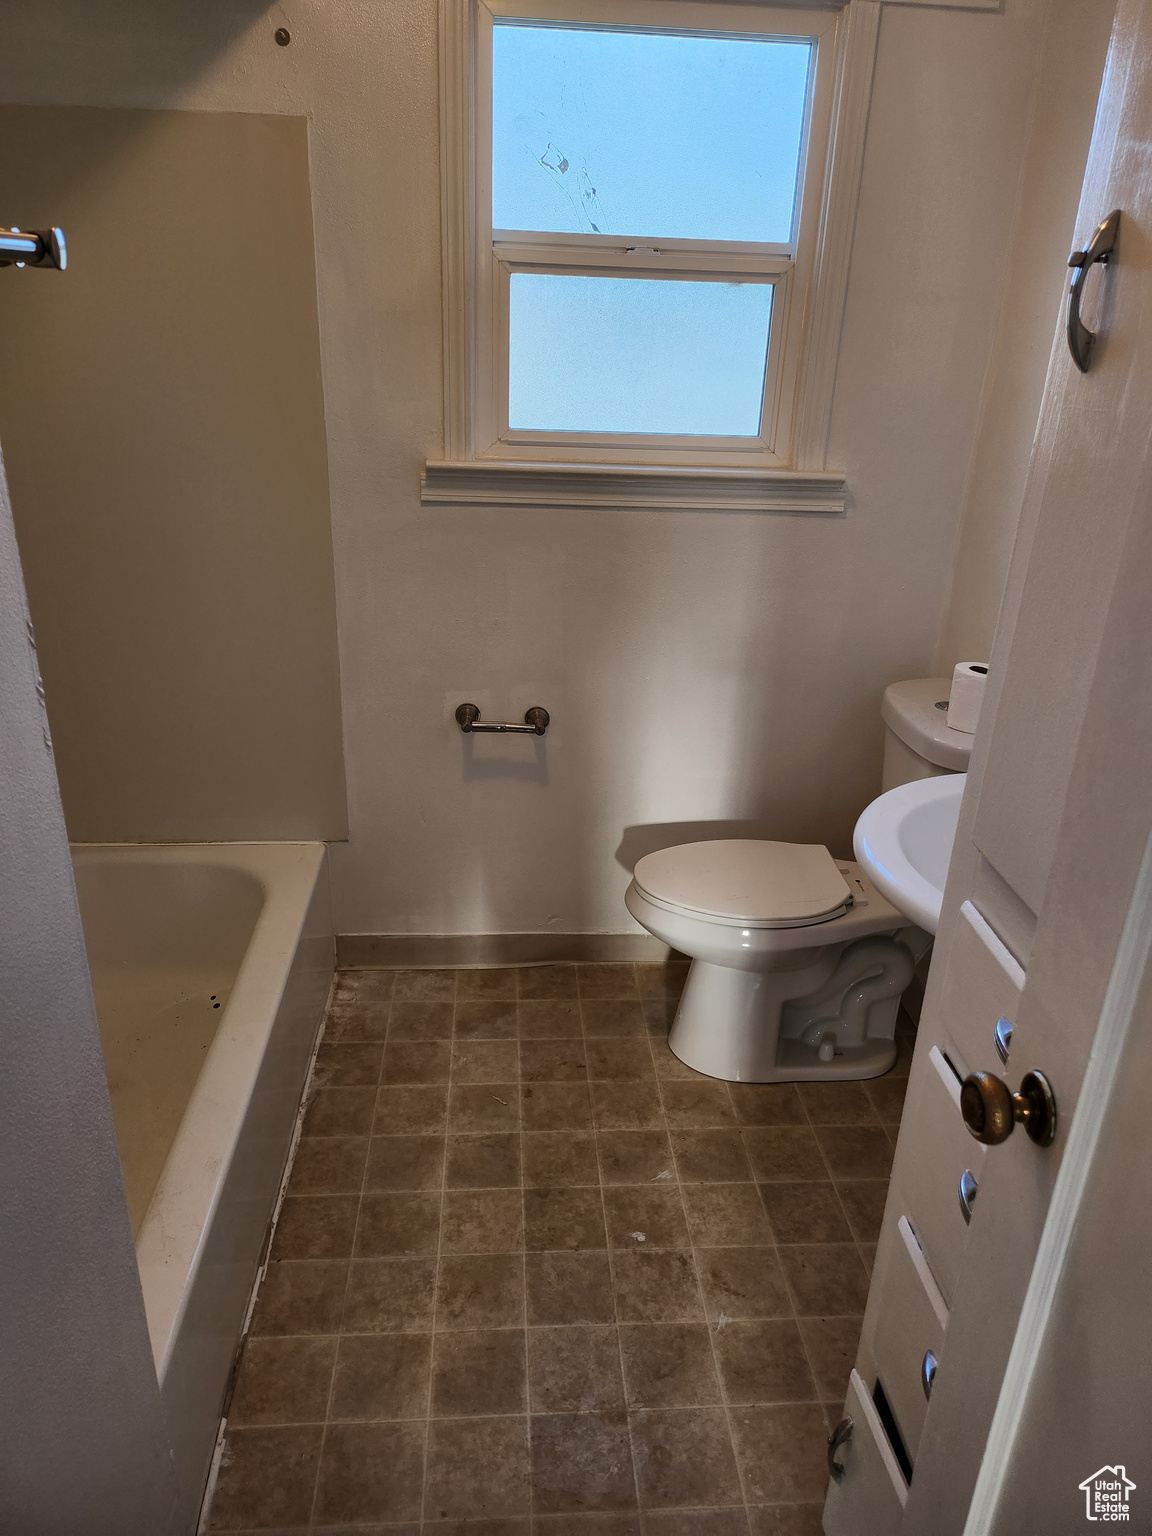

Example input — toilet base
[668,957,900,1083]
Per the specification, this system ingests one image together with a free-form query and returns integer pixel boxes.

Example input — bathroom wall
[0,450,175,1533]
[933,0,1118,673]
[0,104,347,843]
[0,0,1069,939]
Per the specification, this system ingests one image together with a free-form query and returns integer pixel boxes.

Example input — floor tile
[834,1181,889,1243]
[432,1329,527,1416]
[526,1251,616,1325]
[323,998,391,1043]
[729,1404,828,1504]
[452,1039,521,1083]
[392,968,456,1001]
[206,1424,322,1529]
[313,1420,426,1523]
[585,1040,655,1081]
[650,1047,701,1081]
[523,1132,599,1187]
[534,1515,639,1535]
[381,1040,452,1085]
[425,1416,531,1518]
[610,1250,702,1323]
[518,965,579,1000]
[796,1081,879,1126]
[582,1000,648,1038]
[436,1252,525,1329]
[813,1125,894,1180]
[288,1136,368,1195]
[602,1187,690,1250]
[634,963,690,999]
[619,1323,722,1408]
[777,1245,870,1316]
[521,1082,593,1131]
[865,1074,908,1126]
[527,1325,625,1412]
[374,1083,449,1135]
[330,1332,431,1420]
[441,1188,524,1253]
[645,1511,749,1535]
[342,1257,436,1332]
[455,999,519,1038]
[457,967,519,1000]
[518,1000,582,1039]
[659,1081,735,1128]
[525,1187,607,1251]
[333,968,394,1003]
[353,1193,441,1258]
[530,1411,637,1512]
[641,997,679,1034]
[759,1183,851,1244]
[743,1128,825,1183]
[229,1336,337,1425]
[304,1086,377,1138]
[597,1130,674,1184]
[445,1132,521,1188]
[250,1259,349,1336]
[629,1407,742,1509]
[314,1042,384,1088]
[273,1195,359,1261]
[363,1134,445,1191]
[520,1040,589,1082]
[388,999,455,1040]
[590,1081,665,1130]
[576,963,639,999]
[859,1242,878,1277]
[448,1082,520,1133]
[745,1505,824,1536]
[682,1184,772,1248]
[696,1249,792,1323]
[670,1129,753,1183]
[797,1316,862,1403]
[727,1084,805,1127]
[712,1319,815,1406]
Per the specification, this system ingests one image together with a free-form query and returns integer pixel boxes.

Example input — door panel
[870,1217,948,1459]
[822,1369,907,1536]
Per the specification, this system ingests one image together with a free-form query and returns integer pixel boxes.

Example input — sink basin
[853,773,966,934]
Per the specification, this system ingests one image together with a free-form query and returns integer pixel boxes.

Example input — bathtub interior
[73,859,266,1232]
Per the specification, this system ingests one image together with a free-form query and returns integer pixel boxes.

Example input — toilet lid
[632,840,852,928]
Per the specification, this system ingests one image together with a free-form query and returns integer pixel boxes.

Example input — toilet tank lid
[633,840,852,927]
[882,678,972,770]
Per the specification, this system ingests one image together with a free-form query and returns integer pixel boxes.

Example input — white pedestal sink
[853,773,966,935]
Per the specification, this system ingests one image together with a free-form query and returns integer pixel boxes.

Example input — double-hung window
[431,0,873,510]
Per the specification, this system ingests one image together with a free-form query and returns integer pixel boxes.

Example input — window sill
[420,459,846,513]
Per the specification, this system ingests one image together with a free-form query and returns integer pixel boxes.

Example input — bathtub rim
[70,840,331,1383]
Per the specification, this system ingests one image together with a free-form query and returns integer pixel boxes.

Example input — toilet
[624,679,973,1083]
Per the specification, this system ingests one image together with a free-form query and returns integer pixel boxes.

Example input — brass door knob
[960,1069,1057,1147]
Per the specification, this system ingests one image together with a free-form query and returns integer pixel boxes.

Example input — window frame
[477,0,836,466]
[431,0,888,512]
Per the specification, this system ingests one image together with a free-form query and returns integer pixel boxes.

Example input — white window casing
[427,0,991,513]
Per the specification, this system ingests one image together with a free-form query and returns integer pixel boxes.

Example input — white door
[825,0,1152,1527]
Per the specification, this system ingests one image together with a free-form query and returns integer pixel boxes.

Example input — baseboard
[336,931,674,969]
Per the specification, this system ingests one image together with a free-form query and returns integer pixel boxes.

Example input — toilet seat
[632,839,852,930]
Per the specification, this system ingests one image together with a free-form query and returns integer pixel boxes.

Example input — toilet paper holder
[456,702,549,736]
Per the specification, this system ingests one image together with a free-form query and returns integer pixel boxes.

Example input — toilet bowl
[625,839,913,1083]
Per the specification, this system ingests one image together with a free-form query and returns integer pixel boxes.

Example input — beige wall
[0,0,1087,936]
[0,105,347,843]
[933,0,1117,673]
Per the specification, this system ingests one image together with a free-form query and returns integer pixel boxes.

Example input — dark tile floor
[204,962,911,1535]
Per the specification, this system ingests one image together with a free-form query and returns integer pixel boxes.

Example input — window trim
[432,0,886,511]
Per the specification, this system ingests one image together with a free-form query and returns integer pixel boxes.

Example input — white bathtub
[71,842,334,1532]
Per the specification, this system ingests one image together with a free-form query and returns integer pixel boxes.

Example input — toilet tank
[881,678,972,791]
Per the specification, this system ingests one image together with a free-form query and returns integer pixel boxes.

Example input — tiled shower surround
[204,963,909,1534]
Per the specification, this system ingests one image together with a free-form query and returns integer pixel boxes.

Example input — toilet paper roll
[948,662,988,734]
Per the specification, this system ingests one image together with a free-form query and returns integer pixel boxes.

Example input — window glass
[508,273,773,434]
[492,21,813,242]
